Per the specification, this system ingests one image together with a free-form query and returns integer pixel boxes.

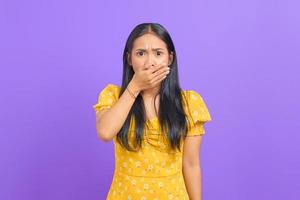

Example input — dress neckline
[146,116,158,122]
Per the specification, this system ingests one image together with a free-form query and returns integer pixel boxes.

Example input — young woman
[93,23,212,200]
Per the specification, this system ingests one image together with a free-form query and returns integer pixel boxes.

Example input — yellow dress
[93,83,212,200]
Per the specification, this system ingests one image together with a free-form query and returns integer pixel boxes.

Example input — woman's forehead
[133,34,167,50]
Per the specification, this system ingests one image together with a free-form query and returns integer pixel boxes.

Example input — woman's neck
[141,85,160,100]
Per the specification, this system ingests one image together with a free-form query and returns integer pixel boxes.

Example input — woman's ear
[168,51,174,66]
[127,52,132,66]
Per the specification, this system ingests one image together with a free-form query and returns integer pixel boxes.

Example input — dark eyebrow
[135,48,164,51]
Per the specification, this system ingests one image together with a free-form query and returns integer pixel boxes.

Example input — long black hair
[116,23,190,153]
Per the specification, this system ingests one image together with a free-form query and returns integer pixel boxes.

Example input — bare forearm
[183,165,202,200]
[96,81,140,141]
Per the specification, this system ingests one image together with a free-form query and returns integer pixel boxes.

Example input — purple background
[1,0,299,199]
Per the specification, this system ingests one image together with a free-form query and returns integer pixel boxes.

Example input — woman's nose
[145,54,156,66]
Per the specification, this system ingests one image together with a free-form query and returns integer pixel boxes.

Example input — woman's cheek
[130,61,142,69]
[157,55,169,63]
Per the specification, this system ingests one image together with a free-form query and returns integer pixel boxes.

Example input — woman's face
[127,33,173,72]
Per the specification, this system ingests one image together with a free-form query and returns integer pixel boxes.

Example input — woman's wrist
[127,81,140,98]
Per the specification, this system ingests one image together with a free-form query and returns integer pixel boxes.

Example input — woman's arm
[182,135,203,200]
[96,80,140,142]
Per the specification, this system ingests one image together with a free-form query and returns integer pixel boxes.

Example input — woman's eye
[137,52,144,56]
[136,51,163,56]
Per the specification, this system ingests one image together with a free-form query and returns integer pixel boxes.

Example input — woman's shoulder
[96,83,121,101]
[93,83,121,113]
[180,88,212,123]
[100,83,121,95]
[103,83,121,90]
[181,89,203,102]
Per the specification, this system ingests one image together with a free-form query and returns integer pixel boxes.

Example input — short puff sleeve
[185,90,212,136]
[92,84,121,113]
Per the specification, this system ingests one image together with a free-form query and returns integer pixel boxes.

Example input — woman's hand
[131,62,170,92]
